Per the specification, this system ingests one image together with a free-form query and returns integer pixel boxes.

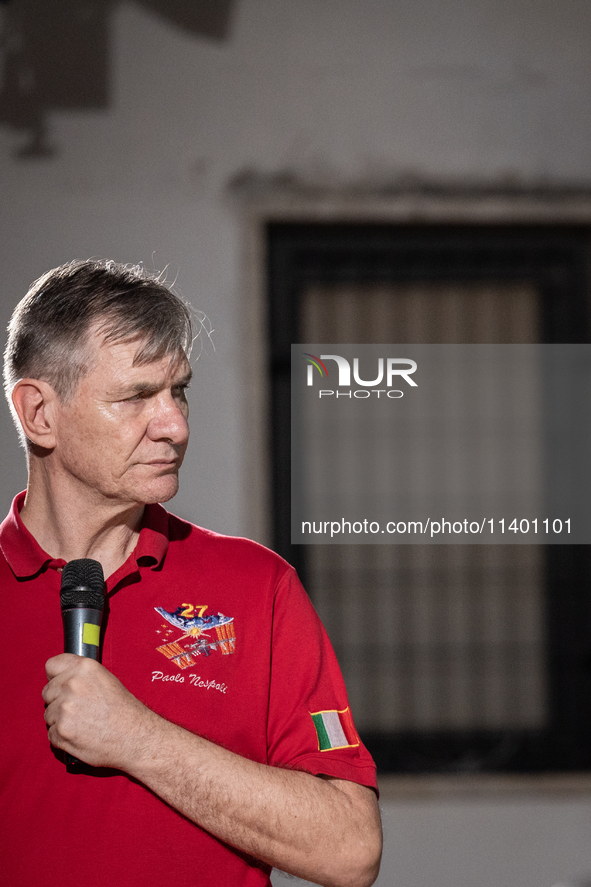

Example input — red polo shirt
[0,493,376,886]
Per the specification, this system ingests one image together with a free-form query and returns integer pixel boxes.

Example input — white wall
[3,2,591,883]
[375,791,591,887]
[2,0,591,532]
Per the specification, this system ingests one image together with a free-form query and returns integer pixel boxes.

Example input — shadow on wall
[0,0,235,157]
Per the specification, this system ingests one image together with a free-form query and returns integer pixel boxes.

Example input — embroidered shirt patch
[310,707,360,751]
[154,604,236,669]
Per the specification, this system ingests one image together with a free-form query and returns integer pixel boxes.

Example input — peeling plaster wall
[2,2,591,884]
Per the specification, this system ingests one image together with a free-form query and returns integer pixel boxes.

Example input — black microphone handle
[62,607,103,660]
[59,558,105,772]
[62,606,104,771]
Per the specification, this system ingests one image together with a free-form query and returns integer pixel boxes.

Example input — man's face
[51,331,191,507]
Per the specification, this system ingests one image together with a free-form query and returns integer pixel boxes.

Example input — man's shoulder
[150,504,294,581]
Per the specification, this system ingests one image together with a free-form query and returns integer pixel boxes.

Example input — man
[0,260,382,887]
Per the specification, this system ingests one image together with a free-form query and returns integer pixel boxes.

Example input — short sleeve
[266,567,378,791]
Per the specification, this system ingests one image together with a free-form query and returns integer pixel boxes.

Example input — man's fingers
[41,680,56,706]
[42,654,74,706]
[42,654,95,718]
[45,652,81,680]
[38,656,145,768]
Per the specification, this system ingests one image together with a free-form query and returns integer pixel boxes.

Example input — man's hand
[42,654,158,769]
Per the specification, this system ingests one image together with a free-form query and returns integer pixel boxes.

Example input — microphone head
[60,558,105,611]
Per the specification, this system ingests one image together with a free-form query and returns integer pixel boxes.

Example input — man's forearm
[125,709,381,887]
[43,654,382,887]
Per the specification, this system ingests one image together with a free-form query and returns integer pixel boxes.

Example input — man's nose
[148,393,190,444]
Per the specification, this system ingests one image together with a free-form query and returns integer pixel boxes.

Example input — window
[268,222,591,772]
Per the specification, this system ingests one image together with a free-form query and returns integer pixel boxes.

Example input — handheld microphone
[60,558,105,771]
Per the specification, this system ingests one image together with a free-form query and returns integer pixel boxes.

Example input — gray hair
[4,259,196,434]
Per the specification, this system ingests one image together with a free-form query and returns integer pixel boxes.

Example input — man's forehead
[87,331,191,384]
[92,330,183,362]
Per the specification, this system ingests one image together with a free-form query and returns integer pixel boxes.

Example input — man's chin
[137,476,180,505]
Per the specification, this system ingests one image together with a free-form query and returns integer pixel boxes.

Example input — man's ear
[11,379,59,449]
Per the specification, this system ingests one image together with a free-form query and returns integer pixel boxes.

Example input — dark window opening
[267,222,591,773]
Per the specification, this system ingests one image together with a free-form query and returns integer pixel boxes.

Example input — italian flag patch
[310,707,360,751]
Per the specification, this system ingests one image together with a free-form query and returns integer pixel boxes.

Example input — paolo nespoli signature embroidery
[154,604,236,669]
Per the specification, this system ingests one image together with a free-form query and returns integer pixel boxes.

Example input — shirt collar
[0,491,170,581]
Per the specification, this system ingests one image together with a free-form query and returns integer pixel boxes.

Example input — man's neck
[21,469,144,579]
